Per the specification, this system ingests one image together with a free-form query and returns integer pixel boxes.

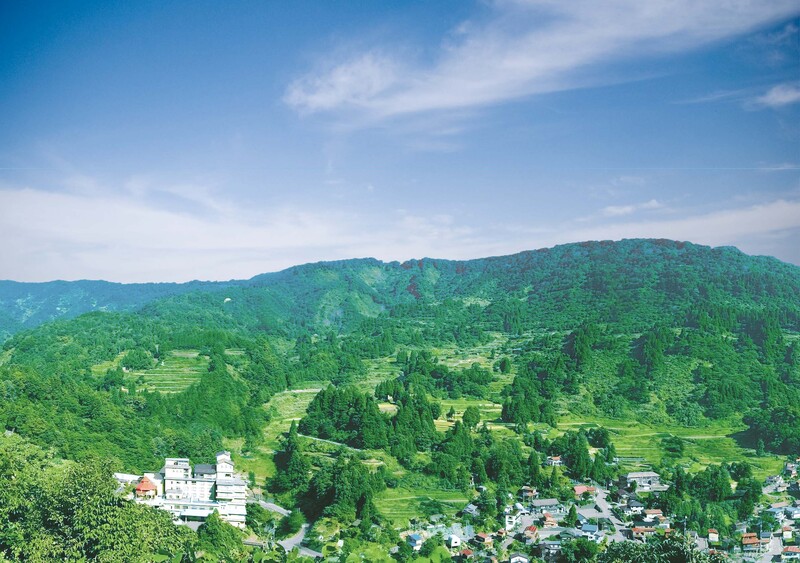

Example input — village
[391,456,800,563]
[113,450,800,562]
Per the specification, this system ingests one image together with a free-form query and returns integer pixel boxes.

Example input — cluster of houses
[398,457,800,562]
[115,451,248,529]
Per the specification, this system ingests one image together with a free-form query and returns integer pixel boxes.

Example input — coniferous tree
[270,421,310,493]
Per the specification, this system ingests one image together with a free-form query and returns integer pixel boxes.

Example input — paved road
[248,500,322,559]
[759,535,782,562]
[278,523,323,559]
[254,499,291,517]
[592,488,626,542]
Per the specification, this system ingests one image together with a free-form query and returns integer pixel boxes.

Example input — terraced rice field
[555,415,785,480]
[133,349,207,393]
[228,382,326,486]
[374,486,469,526]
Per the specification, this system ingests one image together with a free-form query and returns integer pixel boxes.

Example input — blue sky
[1,1,798,282]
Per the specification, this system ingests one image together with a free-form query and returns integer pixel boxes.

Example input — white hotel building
[131,451,247,528]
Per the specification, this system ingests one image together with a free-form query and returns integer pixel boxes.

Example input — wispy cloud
[601,199,663,217]
[565,199,800,248]
[674,88,752,105]
[753,82,800,108]
[2,183,799,282]
[285,0,799,122]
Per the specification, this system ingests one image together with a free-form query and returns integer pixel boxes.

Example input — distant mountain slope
[2,239,799,341]
[2,238,799,470]
[0,279,243,341]
[140,239,800,337]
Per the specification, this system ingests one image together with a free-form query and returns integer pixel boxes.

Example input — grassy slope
[230,331,787,527]
[132,350,208,393]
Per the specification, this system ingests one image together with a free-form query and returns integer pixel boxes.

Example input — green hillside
[1,239,799,560]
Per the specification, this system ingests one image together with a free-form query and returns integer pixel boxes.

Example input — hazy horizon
[0,237,794,285]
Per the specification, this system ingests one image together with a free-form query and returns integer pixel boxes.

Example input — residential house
[560,528,581,541]
[519,486,537,502]
[407,534,424,551]
[742,533,762,554]
[623,499,644,517]
[643,508,663,522]
[581,523,603,542]
[769,506,788,523]
[539,541,562,560]
[474,533,493,548]
[509,554,529,563]
[504,508,521,530]
[612,488,632,502]
[574,484,597,499]
[767,475,785,488]
[708,529,719,543]
[447,534,462,549]
[463,504,481,517]
[458,548,474,560]
[782,526,794,542]
[545,456,564,467]
[541,512,558,528]
[783,546,800,560]
[623,471,661,491]
[632,527,656,541]
[530,498,562,514]
[523,525,539,542]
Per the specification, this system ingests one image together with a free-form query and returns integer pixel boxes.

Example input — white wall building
[132,451,247,528]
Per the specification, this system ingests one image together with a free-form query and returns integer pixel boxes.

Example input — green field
[227,382,326,489]
[132,349,207,393]
[555,414,785,480]
[374,486,469,526]
[90,351,126,376]
[243,336,787,525]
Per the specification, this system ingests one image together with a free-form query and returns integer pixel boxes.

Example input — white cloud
[286,0,799,121]
[601,199,663,217]
[2,184,799,282]
[754,83,800,108]
[602,205,636,217]
[548,199,800,250]
[0,186,487,282]
[285,53,401,114]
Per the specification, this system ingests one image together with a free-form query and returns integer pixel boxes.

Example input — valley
[1,240,799,562]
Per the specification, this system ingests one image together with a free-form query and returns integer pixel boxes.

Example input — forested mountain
[2,239,799,463]
[4,239,799,342]
[2,238,800,560]
[0,278,246,341]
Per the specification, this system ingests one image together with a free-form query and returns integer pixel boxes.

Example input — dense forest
[1,239,799,560]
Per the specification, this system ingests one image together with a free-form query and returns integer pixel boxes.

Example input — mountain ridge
[2,238,799,341]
